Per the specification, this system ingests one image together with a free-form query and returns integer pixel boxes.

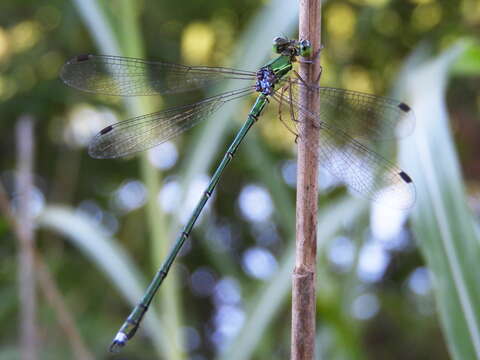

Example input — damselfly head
[272,37,312,59]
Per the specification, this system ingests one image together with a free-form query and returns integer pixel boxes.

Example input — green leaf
[36,206,169,355]
[452,41,480,75]
[398,40,480,359]
[69,1,183,357]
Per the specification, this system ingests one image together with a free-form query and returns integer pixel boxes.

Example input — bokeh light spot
[190,267,217,297]
[326,4,356,40]
[341,65,374,94]
[328,236,355,272]
[408,267,432,296]
[64,105,117,148]
[183,326,201,352]
[461,0,480,24]
[10,21,42,53]
[181,22,215,64]
[114,180,147,213]
[238,184,273,223]
[371,201,408,241]
[214,277,241,306]
[11,186,45,218]
[0,27,10,62]
[357,241,390,282]
[148,141,178,170]
[412,4,443,32]
[281,160,297,187]
[158,178,181,213]
[242,247,277,280]
[351,293,380,320]
[212,305,245,349]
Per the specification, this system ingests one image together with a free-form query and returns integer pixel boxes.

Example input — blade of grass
[71,0,121,55]
[36,206,168,355]
[70,0,183,357]
[116,0,185,357]
[452,41,480,76]
[398,41,480,359]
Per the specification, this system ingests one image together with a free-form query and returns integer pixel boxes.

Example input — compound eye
[273,36,288,45]
[273,37,288,52]
[299,39,312,57]
[272,38,284,54]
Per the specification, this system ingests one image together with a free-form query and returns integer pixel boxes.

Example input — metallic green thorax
[266,55,293,80]
[110,43,306,351]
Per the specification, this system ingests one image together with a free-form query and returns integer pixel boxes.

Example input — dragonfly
[60,37,415,351]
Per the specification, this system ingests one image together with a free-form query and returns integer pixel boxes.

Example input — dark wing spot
[100,125,113,135]
[398,102,411,112]
[399,171,412,183]
[76,54,92,62]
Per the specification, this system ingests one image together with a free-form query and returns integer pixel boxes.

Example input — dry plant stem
[7,118,92,360]
[0,183,93,360]
[36,260,94,360]
[16,116,37,360]
[292,1,322,360]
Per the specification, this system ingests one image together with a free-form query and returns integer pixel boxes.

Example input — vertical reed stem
[292,1,322,359]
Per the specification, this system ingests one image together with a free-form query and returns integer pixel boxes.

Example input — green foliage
[1,0,479,359]
[400,41,480,359]
[37,205,168,355]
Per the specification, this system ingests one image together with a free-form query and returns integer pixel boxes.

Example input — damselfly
[61,37,415,351]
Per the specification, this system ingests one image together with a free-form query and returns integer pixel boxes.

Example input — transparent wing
[272,83,415,209]
[288,79,415,140]
[61,54,257,96]
[89,86,255,159]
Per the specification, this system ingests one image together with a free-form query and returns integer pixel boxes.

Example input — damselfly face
[273,37,312,59]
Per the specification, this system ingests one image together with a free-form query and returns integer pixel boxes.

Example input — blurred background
[1,0,479,359]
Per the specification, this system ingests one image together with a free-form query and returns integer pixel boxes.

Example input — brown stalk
[3,116,93,360]
[291,1,322,359]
